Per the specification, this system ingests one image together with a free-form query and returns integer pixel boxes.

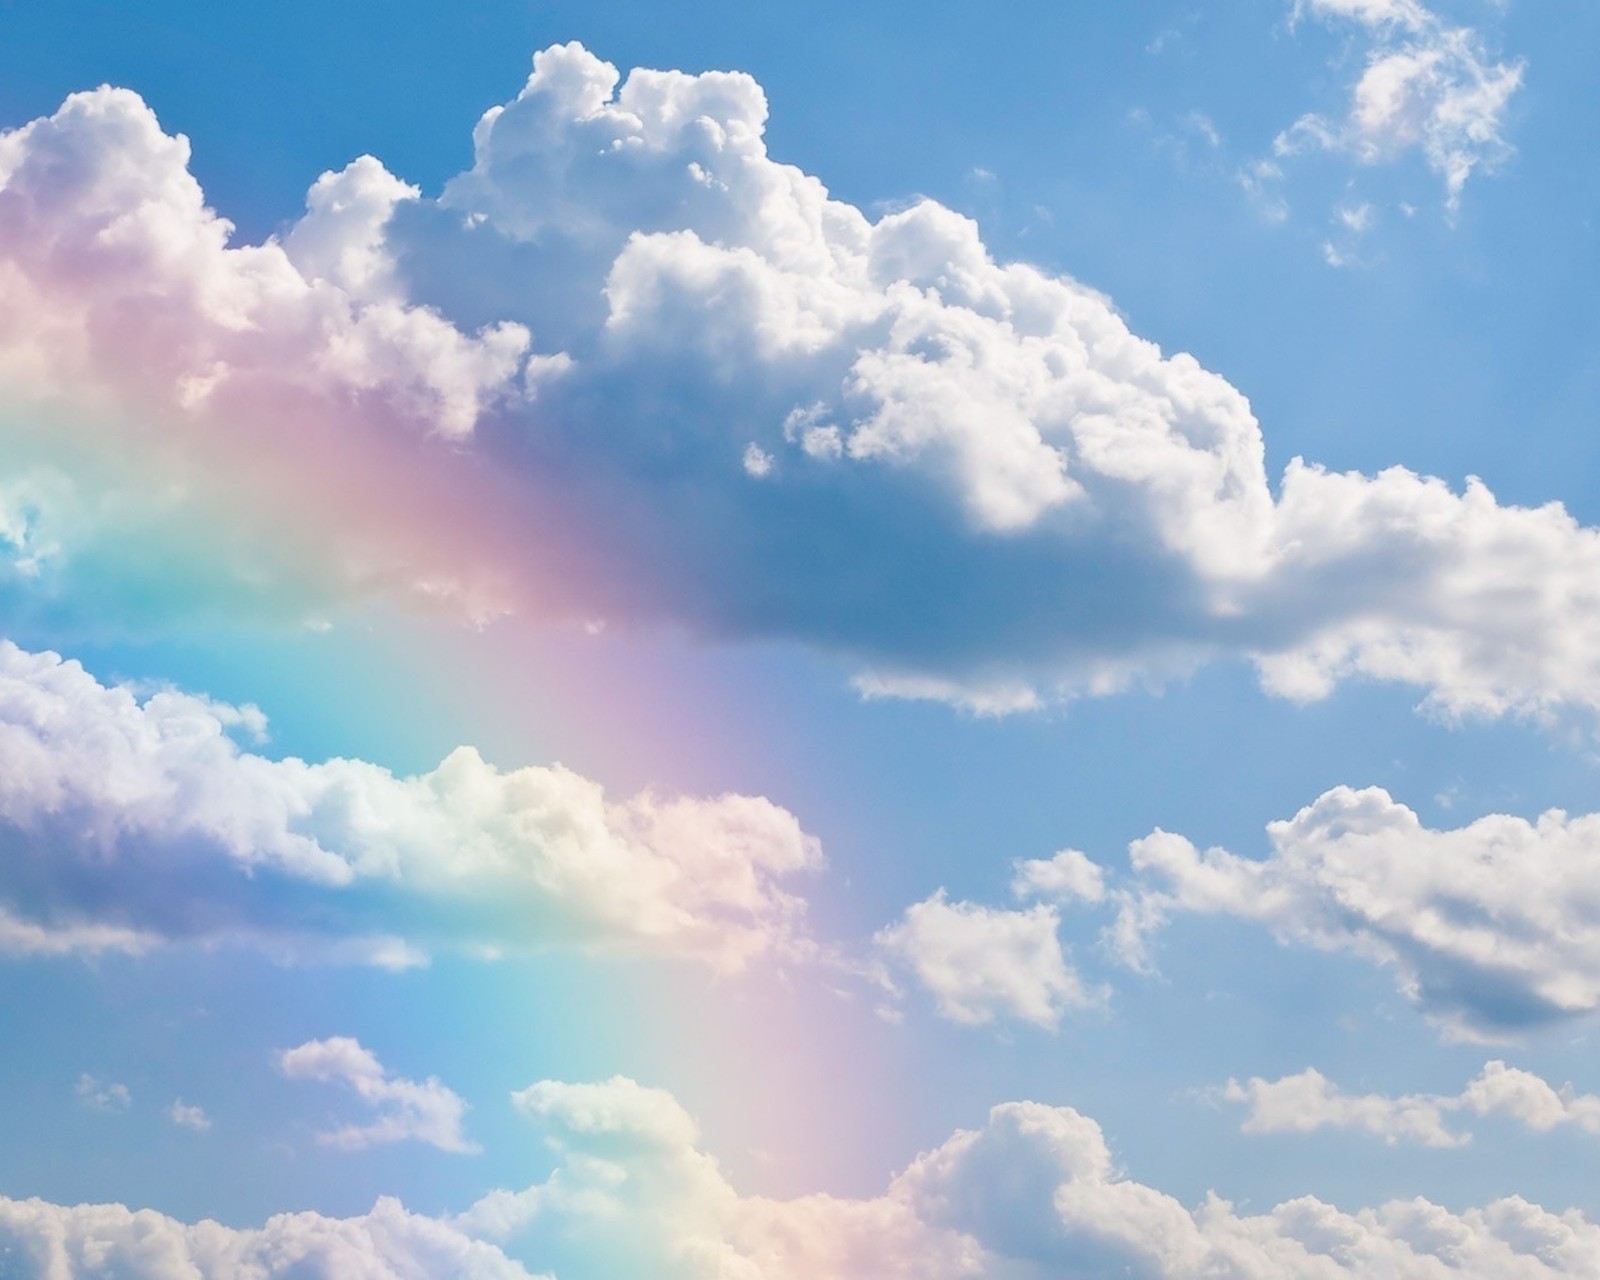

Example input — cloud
[1224,1067,1464,1148]
[15,1077,1600,1277]
[278,1037,477,1154]
[168,1099,212,1132]
[2,46,1596,723]
[1281,0,1524,207]
[0,639,821,971]
[1224,1061,1600,1148]
[75,1074,130,1113]
[1011,848,1107,904]
[1115,786,1600,1037]
[0,1194,542,1280]
[875,891,1097,1028]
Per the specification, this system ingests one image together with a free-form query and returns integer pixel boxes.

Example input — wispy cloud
[1279,0,1524,209]
[75,1074,130,1113]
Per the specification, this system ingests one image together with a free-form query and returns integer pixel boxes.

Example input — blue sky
[2,2,1600,1276]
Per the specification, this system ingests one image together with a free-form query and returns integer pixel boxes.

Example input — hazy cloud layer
[0,640,820,970]
[1224,1061,1600,1148]
[0,47,1595,719]
[9,1077,1600,1278]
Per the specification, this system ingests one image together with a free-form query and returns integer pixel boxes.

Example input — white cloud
[17,1077,1600,1278]
[1011,848,1107,904]
[1116,786,1600,1036]
[0,86,529,437]
[437,1078,1600,1277]
[741,442,775,477]
[278,1037,477,1154]
[1280,0,1524,207]
[1225,1061,1600,1147]
[168,1099,212,1132]
[1224,1067,1464,1147]
[1,47,1594,725]
[75,1073,130,1113]
[0,1194,541,1280]
[875,891,1096,1028]
[0,639,821,971]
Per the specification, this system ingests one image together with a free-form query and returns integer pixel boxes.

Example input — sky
[2,1,1600,1276]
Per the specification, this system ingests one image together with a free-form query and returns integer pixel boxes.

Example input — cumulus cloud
[14,1077,1600,1278]
[0,85,528,434]
[2,45,1595,722]
[278,1037,477,1154]
[1281,0,1524,207]
[1224,1061,1600,1148]
[1115,786,1600,1037]
[1011,848,1107,904]
[0,639,821,971]
[471,1076,1600,1277]
[0,1194,541,1280]
[875,891,1097,1028]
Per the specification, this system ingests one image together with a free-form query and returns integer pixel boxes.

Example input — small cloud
[278,1037,480,1154]
[76,1074,131,1113]
[1239,160,1290,223]
[875,890,1098,1029]
[1337,201,1376,232]
[1184,111,1223,149]
[1012,848,1108,904]
[168,1099,212,1131]
[741,443,774,478]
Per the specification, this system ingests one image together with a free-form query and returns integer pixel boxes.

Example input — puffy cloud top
[0,44,1588,724]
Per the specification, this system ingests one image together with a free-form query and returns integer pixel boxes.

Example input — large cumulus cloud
[0,640,820,970]
[0,44,1596,717]
[9,1076,1600,1278]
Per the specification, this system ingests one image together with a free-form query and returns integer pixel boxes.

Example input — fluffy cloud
[1225,1061,1600,1148]
[875,891,1096,1028]
[0,639,820,970]
[1011,848,1107,904]
[1116,786,1600,1037]
[2,45,1596,721]
[1282,0,1524,206]
[0,1194,541,1280]
[469,1076,1600,1277]
[12,1077,1600,1278]
[0,84,528,433]
[278,1037,477,1154]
